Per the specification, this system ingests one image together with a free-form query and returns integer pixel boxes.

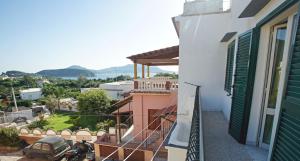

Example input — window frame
[224,40,236,94]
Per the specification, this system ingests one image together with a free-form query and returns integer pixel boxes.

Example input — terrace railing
[134,77,178,92]
[186,86,204,161]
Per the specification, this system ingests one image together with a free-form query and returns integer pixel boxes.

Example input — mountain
[4,64,174,79]
[66,65,88,70]
[37,68,95,77]
[5,71,34,77]
[95,64,170,74]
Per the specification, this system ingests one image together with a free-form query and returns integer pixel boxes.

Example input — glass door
[259,24,287,149]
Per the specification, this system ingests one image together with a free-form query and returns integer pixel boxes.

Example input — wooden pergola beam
[135,59,179,65]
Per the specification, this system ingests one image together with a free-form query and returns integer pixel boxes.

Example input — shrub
[28,120,49,130]
[0,128,21,147]
[96,120,115,132]
[9,100,32,107]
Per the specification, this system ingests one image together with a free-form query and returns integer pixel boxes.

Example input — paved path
[0,151,47,161]
[203,111,268,161]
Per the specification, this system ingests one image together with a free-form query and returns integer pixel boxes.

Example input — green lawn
[43,110,101,131]
[44,111,75,131]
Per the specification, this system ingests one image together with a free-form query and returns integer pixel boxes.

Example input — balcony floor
[203,111,268,161]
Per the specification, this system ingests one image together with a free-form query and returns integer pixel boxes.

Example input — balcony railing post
[166,81,171,90]
[134,81,139,90]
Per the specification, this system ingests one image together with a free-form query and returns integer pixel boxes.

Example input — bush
[0,128,21,147]
[28,120,49,130]
[9,100,32,107]
[96,120,115,132]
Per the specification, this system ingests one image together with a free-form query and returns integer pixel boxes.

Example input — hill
[37,68,95,77]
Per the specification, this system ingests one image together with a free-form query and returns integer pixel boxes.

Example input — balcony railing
[133,77,178,92]
[186,86,204,161]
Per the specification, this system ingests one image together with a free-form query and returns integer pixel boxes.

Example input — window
[148,109,161,130]
[32,143,42,150]
[224,40,235,94]
[42,143,51,152]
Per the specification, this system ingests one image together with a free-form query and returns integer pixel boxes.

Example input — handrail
[185,86,204,161]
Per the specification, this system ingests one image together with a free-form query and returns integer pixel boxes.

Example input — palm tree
[45,95,57,114]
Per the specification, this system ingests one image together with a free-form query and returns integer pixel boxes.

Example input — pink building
[94,46,178,161]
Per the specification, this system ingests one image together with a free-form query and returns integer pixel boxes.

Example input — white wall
[20,91,42,100]
[165,146,187,161]
[178,13,231,113]
[171,1,299,158]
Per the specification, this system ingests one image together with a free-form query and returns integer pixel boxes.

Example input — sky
[0,0,184,73]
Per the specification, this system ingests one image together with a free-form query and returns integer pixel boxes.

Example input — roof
[127,45,179,66]
[239,0,271,18]
[20,88,42,93]
[103,81,133,86]
[220,32,237,42]
[154,105,177,122]
[37,136,64,144]
[112,96,133,114]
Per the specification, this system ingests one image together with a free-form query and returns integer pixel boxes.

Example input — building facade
[20,88,42,100]
[167,0,300,161]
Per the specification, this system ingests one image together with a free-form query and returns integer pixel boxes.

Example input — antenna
[11,82,18,112]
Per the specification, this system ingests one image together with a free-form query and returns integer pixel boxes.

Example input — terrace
[174,86,268,161]
[127,45,179,93]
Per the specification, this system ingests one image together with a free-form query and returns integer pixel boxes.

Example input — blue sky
[0,0,183,73]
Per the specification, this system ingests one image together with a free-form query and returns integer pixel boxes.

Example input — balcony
[183,0,231,16]
[183,86,268,161]
[133,77,178,92]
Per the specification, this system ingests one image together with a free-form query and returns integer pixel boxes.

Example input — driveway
[0,151,47,161]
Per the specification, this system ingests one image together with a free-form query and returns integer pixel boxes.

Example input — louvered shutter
[224,41,235,94]
[271,14,300,161]
[229,30,257,144]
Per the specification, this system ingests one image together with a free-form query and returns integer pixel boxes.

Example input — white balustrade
[134,77,178,92]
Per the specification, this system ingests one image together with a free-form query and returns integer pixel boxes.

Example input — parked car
[23,136,71,161]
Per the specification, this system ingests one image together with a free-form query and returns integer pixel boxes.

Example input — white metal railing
[134,77,178,92]
[183,0,231,16]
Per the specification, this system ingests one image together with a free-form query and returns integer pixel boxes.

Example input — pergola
[127,45,179,79]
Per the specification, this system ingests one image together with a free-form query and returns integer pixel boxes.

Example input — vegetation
[28,120,49,130]
[37,69,95,77]
[154,72,178,79]
[44,95,57,114]
[96,119,114,132]
[44,111,75,131]
[0,128,21,147]
[77,89,112,114]
[9,100,32,107]
[40,111,103,131]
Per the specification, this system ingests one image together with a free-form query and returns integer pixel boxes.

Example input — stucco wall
[131,91,177,140]
[175,0,295,148]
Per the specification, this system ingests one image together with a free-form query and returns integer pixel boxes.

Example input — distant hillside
[66,65,89,70]
[4,64,174,79]
[95,64,170,74]
[5,70,33,77]
[37,69,95,77]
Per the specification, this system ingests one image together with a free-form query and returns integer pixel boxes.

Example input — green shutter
[229,29,259,144]
[271,14,300,161]
[224,40,235,94]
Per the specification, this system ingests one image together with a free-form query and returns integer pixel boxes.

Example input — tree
[22,75,37,87]
[154,72,178,79]
[77,76,87,88]
[45,95,57,114]
[96,120,114,132]
[77,89,111,114]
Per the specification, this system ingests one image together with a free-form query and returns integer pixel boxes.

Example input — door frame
[259,23,288,149]
[257,12,297,154]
